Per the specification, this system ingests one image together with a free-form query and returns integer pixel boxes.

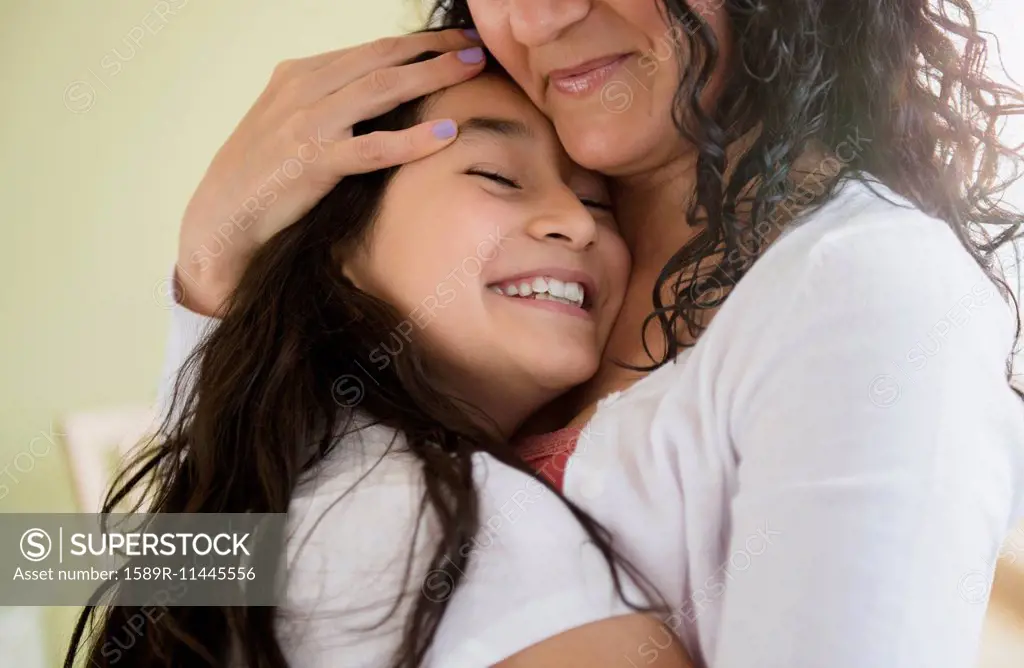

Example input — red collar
[516,426,582,490]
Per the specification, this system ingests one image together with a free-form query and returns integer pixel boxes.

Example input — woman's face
[465,0,732,176]
[344,75,630,432]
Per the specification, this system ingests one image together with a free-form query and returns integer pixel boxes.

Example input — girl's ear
[341,258,373,296]
[341,264,360,291]
[334,241,367,293]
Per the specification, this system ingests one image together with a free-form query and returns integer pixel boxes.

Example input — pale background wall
[0,1,427,665]
[0,1,1021,667]
[0,0,431,514]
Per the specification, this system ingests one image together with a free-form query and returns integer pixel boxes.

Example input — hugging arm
[176,29,482,317]
[494,615,693,668]
[711,221,1024,667]
[159,29,482,414]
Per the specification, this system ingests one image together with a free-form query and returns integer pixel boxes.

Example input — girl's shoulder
[292,418,420,501]
[279,420,649,668]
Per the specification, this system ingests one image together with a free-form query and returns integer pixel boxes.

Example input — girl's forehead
[423,74,550,129]
[423,75,608,188]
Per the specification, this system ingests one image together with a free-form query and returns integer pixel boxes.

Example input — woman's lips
[548,54,632,96]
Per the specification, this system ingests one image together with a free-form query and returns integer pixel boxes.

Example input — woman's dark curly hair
[431,0,1024,386]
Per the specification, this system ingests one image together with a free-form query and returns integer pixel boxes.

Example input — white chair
[60,404,158,513]
[0,607,47,668]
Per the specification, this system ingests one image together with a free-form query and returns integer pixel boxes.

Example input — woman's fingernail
[462,28,480,41]
[457,47,485,64]
[432,119,458,140]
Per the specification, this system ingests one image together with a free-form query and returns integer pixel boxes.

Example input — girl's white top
[159,178,1024,668]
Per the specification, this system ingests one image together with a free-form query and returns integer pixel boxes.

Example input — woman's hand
[175,29,484,316]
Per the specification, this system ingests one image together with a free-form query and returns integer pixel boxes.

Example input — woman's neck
[612,154,703,275]
[554,137,762,426]
[526,140,835,434]
[612,128,765,270]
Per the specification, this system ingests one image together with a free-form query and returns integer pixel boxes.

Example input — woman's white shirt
[561,178,1024,667]
[160,177,1024,668]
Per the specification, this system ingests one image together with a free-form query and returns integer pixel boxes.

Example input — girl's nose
[525,193,598,252]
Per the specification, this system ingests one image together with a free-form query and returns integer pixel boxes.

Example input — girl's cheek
[460,198,517,263]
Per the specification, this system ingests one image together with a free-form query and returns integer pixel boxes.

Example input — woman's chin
[556,117,673,177]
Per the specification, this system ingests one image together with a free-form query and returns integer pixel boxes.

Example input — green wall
[0,1,419,664]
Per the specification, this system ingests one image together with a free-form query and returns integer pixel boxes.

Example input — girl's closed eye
[466,167,521,189]
[578,196,612,212]
[467,168,612,212]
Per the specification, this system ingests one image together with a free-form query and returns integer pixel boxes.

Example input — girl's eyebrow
[456,116,536,142]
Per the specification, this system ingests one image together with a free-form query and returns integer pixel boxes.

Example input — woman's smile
[547,53,632,96]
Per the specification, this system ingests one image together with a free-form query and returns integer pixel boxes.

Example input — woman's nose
[525,194,598,251]
[508,0,593,47]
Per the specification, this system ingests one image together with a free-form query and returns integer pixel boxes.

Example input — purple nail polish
[462,28,480,41]
[457,47,484,65]
[432,119,457,139]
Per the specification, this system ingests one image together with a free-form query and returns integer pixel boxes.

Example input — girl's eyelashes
[466,167,612,211]
[466,168,521,189]
[579,197,613,212]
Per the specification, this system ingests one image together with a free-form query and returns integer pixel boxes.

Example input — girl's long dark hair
[64,55,651,668]
[432,0,1024,387]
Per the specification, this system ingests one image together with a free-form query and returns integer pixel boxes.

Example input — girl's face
[344,75,630,433]
[465,0,732,176]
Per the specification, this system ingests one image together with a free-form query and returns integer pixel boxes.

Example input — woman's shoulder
[715,176,1016,346]
[687,175,1022,442]
[752,177,986,289]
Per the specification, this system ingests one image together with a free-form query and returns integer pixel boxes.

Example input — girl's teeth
[491,277,587,308]
[535,293,576,306]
